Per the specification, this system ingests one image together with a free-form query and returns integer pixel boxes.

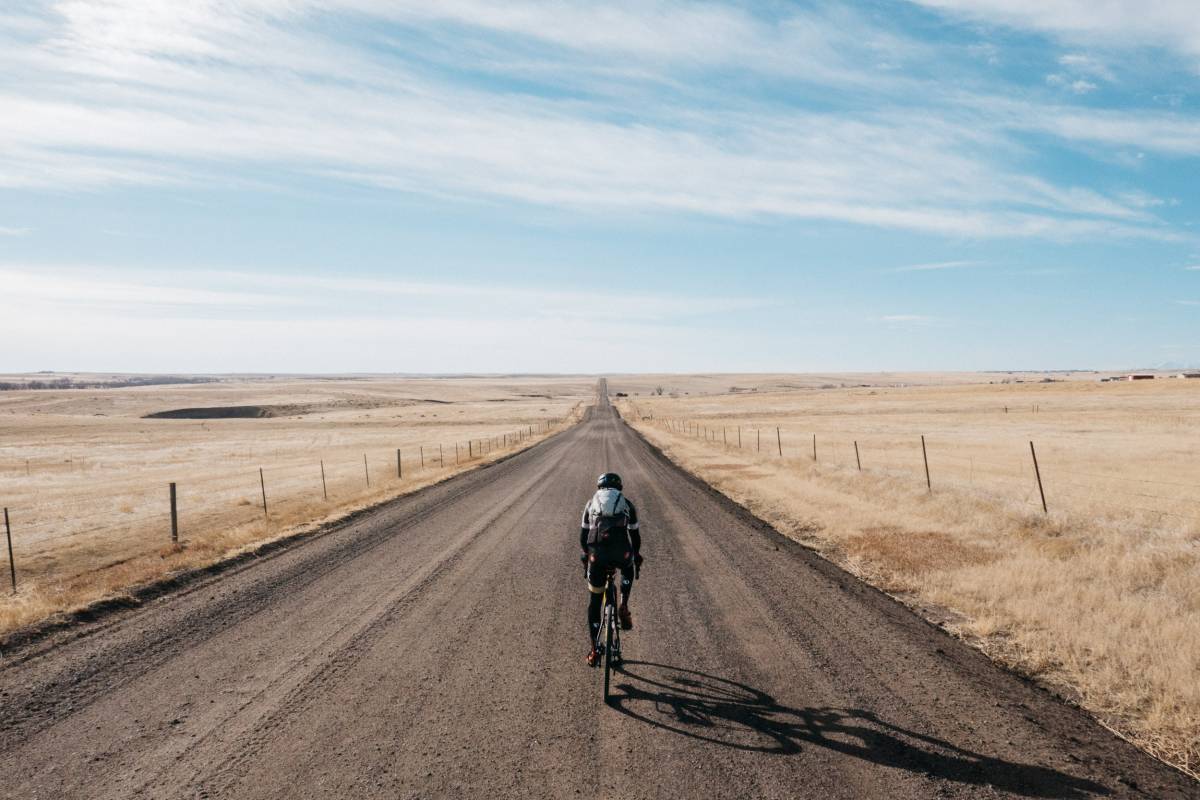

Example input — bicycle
[592,568,622,703]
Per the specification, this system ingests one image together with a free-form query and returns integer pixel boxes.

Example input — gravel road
[1,383,1194,799]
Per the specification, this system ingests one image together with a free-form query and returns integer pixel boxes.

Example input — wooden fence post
[1030,441,1048,514]
[812,434,817,462]
[723,427,727,448]
[169,482,178,543]
[921,435,931,493]
[737,426,742,448]
[757,429,761,452]
[259,468,268,518]
[776,427,783,457]
[420,446,425,468]
[439,444,444,466]
[854,441,861,471]
[397,449,402,479]
[455,443,460,465]
[321,459,328,499]
[363,454,370,487]
[5,507,16,594]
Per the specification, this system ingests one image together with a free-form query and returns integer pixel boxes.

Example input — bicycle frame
[595,569,622,702]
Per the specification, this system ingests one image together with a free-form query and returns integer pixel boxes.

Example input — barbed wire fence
[1,413,578,596]
[630,407,1200,532]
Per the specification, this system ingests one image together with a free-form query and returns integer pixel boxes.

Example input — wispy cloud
[888,259,980,272]
[1046,74,1098,95]
[0,1,1184,241]
[881,314,938,324]
[0,265,773,322]
[1058,53,1115,82]
[909,0,1200,61]
[0,267,294,309]
[0,263,779,372]
[1175,300,1200,306]
[0,226,30,236]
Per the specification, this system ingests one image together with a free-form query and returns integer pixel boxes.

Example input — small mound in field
[144,405,276,419]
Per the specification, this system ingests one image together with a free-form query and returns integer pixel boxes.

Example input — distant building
[1125,374,1155,381]
[1174,373,1200,379]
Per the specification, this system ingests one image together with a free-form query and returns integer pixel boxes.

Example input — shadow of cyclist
[609,661,1108,799]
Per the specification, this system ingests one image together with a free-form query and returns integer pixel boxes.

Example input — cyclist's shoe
[586,647,601,667]
[618,604,633,631]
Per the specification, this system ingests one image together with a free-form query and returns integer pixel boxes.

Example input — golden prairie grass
[0,375,592,636]
[614,374,1200,778]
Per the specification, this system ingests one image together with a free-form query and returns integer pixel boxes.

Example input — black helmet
[597,472,622,490]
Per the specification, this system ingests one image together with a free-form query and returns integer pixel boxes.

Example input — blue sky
[1,0,1198,373]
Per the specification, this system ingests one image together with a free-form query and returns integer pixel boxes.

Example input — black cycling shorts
[586,548,633,593]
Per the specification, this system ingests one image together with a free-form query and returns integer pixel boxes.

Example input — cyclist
[579,472,643,666]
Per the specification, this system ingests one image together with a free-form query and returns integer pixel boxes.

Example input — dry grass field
[0,375,593,636]
[612,373,1200,777]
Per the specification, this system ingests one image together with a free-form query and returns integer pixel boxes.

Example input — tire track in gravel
[107,436,578,799]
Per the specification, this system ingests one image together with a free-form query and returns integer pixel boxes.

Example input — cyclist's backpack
[587,488,629,549]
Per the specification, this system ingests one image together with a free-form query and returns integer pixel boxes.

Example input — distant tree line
[0,376,219,391]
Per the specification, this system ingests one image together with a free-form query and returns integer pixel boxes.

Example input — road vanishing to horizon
[0,382,1193,799]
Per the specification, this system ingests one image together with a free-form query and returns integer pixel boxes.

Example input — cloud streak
[888,260,980,272]
[0,1,1188,241]
[909,1,1200,61]
[881,314,940,325]
[0,263,781,372]
[0,265,773,322]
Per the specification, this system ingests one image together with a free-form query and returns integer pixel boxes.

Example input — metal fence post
[921,435,931,493]
[169,482,178,543]
[1030,441,1048,514]
[259,468,268,518]
[5,507,15,594]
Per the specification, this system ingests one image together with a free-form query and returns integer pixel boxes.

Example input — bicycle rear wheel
[603,609,613,703]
